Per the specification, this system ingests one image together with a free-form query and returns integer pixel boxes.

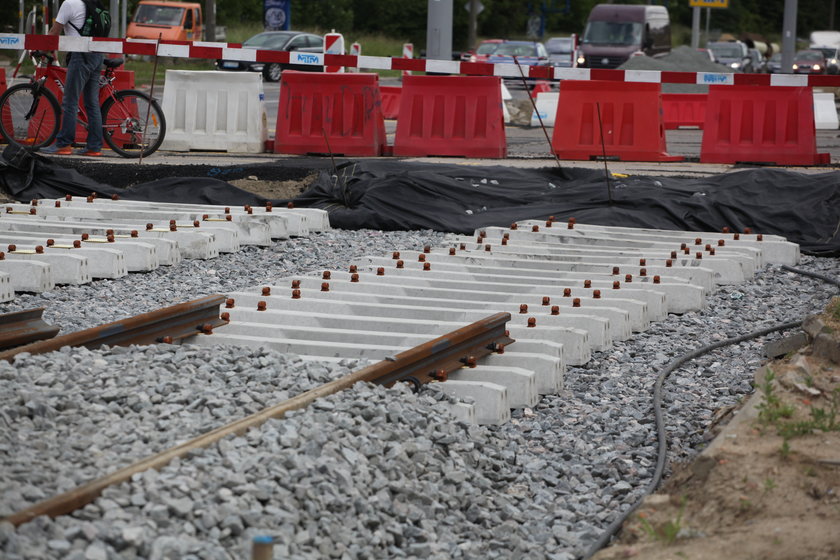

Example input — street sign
[689,0,729,8]
[464,1,484,15]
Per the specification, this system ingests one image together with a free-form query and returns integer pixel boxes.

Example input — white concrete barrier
[814,92,839,130]
[161,70,267,153]
[530,91,559,127]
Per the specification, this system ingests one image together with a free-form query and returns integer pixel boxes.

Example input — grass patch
[638,499,686,545]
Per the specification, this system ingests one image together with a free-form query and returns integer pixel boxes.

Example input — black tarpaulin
[2,145,838,256]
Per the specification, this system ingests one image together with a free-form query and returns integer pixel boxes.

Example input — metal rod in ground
[512,56,564,171]
[139,33,162,165]
[596,101,613,205]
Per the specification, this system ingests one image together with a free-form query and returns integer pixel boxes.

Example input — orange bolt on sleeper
[225,298,235,308]
[485,244,491,251]
[709,248,716,255]
[519,304,528,314]
[220,312,230,322]
[424,245,431,253]
[757,234,763,241]
[744,227,752,234]
[639,258,646,266]
[321,282,330,292]
[350,273,359,282]
[532,225,539,232]
[146,223,153,230]
[322,271,331,279]
[287,202,294,209]
[65,194,72,201]
[29,208,36,215]
[545,220,552,227]
[612,267,619,275]
[640,268,647,277]
[696,252,703,259]
[563,288,571,297]
[291,280,301,289]
[695,237,702,245]
[593,290,601,299]
[666,259,673,267]
[527,317,537,328]
[718,239,725,246]
[613,281,620,289]
[459,243,466,250]
[257,301,267,311]
[55,201,61,207]
[510,223,518,230]
[625,274,632,283]
[683,247,690,255]
[670,250,677,258]
[131,230,138,238]
[573,298,581,307]
[502,238,508,245]
[722,227,730,233]
[200,324,213,335]
[73,240,81,248]
[82,233,89,240]
[6,244,15,252]
[542,296,550,306]
[291,289,301,299]
[392,251,400,259]
[106,235,115,243]
[262,287,271,296]
[396,260,404,269]
[449,247,456,255]
[734,233,740,240]
[35,245,44,254]
[653,275,661,284]
[349,265,358,273]
[423,262,431,271]
[584,280,591,288]
[550,306,560,315]
[418,254,426,262]
[377,267,385,276]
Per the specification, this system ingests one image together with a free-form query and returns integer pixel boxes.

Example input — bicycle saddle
[103,58,125,68]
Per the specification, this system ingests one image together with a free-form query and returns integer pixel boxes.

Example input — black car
[216,31,323,82]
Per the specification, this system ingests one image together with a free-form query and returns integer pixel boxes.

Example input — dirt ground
[594,298,840,560]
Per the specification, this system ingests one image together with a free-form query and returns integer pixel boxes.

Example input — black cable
[580,263,839,560]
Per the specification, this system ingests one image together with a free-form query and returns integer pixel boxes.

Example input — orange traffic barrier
[393,75,506,158]
[530,80,552,99]
[700,85,829,166]
[379,85,401,120]
[551,80,681,162]
[662,93,707,129]
[274,71,386,157]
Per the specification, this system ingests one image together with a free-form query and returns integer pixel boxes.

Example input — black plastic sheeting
[2,145,839,256]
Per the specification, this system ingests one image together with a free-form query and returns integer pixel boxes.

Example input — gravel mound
[620,45,735,93]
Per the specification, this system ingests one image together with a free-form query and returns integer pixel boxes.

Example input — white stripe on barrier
[554,68,590,81]
[494,64,525,78]
[194,41,228,49]
[358,55,392,70]
[158,43,190,58]
[771,74,809,87]
[59,36,89,52]
[91,41,123,54]
[625,70,661,83]
[814,93,840,129]
[221,47,257,62]
[697,72,735,85]
[426,59,461,74]
[291,52,323,66]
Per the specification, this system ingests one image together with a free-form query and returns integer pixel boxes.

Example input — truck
[576,4,671,69]
[126,1,203,42]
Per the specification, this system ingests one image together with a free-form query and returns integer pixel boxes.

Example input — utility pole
[781,0,797,73]
[468,0,478,49]
[206,0,216,42]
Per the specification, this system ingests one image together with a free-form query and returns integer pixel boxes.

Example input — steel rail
[0,308,60,350]
[0,295,228,362]
[3,312,513,526]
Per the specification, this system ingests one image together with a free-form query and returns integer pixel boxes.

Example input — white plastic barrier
[813,92,839,130]
[161,70,267,153]
[530,91,559,127]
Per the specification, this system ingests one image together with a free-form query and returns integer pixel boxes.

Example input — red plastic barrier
[551,80,681,162]
[662,93,707,130]
[33,66,135,142]
[393,75,506,158]
[700,85,829,166]
[274,71,386,156]
[530,80,551,99]
[379,85,401,120]
[0,68,6,97]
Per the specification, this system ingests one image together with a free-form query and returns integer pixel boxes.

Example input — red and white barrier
[324,32,344,73]
[5,33,840,87]
[402,43,413,78]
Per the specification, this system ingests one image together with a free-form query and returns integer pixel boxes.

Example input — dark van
[577,4,671,69]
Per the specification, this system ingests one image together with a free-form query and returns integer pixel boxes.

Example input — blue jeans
[56,52,105,151]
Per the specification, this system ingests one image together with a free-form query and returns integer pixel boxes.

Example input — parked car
[707,41,753,72]
[792,49,827,74]
[576,4,670,69]
[545,36,577,67]
[216,31,324,82]
[460,39,505,62]
[810,46,840,74]
[766,52,783,73]
[487,41,549,68]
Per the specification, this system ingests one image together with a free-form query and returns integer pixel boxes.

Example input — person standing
[43,0,105,156]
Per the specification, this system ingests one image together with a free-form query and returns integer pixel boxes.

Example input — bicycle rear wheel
[101,90,166,158]
[0,83,61,149]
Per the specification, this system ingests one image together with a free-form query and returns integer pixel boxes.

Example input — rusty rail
[0,308,60,350]
[0,295,228,362]
[3,312,512,526]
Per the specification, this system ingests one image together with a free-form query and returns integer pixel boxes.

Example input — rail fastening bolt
[584,280,591,288]
[377,267,385,275]
[257,301,267,311]
[262,287,271,296]
[542,296,550,306]
[396,260,404,269]
[351,273,359,282]
[527,317,537,327]
[423,262,431,271]
[551,306,560,315]
[322,271,331,279]
[573,298,581,307]
[321,282,330,292]
[225,298,235,308]
[519,304,528,313]
[392,251,400,259]
[563,288,571,297]
[532,225,539,232]
[593,290,601,299]
[613,281,620,289]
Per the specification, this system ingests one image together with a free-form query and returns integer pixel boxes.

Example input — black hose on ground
[580,264,839,560]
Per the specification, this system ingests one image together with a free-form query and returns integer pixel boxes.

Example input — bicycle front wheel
[101,90,166,158]
[0,83,61,149]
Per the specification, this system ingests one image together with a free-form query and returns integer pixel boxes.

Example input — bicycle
[0,51,166,158]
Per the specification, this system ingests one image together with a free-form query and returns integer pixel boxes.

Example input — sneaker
[41,144,72,155]
[76,150,103,157]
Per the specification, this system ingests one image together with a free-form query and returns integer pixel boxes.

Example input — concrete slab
[5,250,91,284]
[447,366,539,407]
[0,272,13,302]
[0,259,54,292]
[433,380,510,425]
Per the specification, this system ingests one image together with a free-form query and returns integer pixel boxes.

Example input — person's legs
[80,53,104,152]
[54,53,85,148]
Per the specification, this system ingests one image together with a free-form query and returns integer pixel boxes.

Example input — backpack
[68,0,111,37]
